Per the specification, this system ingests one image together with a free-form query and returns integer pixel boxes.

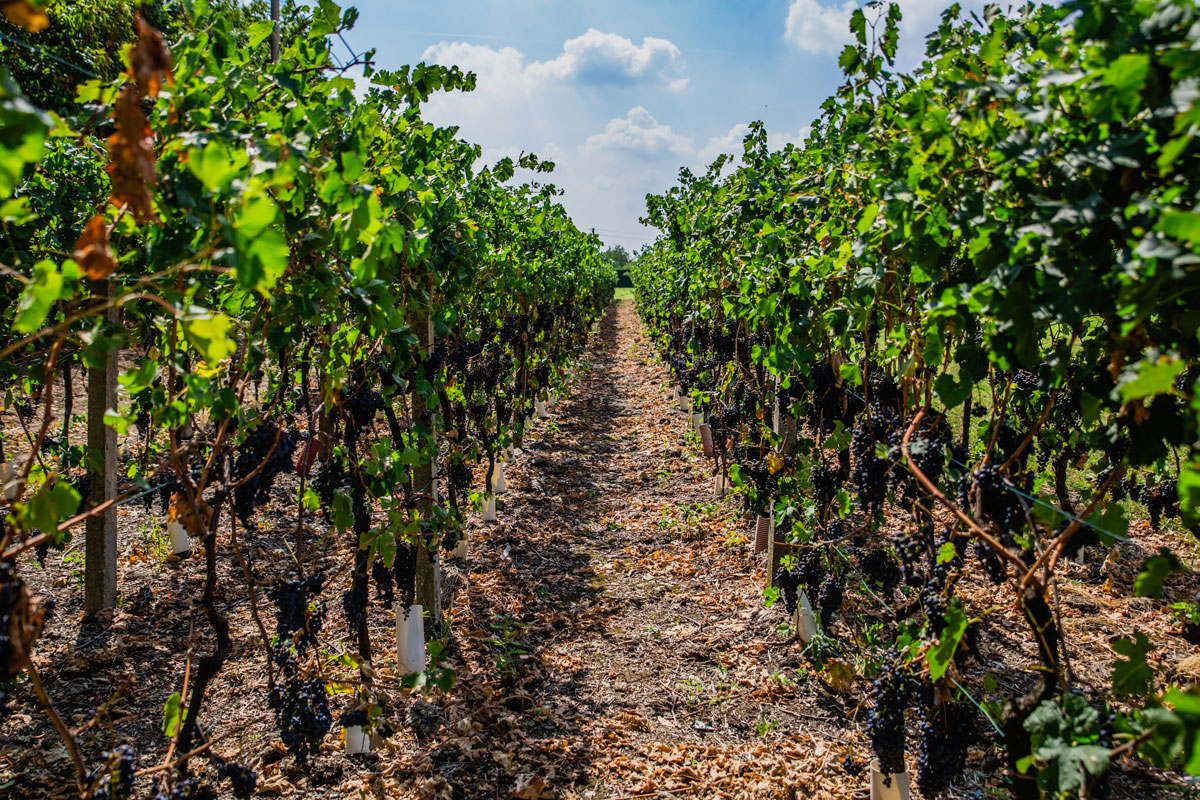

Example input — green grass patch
[613,287,634,301]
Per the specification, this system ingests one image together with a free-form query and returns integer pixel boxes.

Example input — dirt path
[419,301,856,800]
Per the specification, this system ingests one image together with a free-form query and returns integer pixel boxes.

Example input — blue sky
[338,1,990,250]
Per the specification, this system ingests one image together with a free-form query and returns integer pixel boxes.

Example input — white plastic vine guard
[396,604,426,675]
[535,400,549,420]
[450,533,468,560]
[699,423,715,458]
[483,493,497,522]
[1,461,18,501]
[167,520,191,556]
[795,589,819,643]
[691,412,704,433]
[714,473,730,499]
[869,759,911,800]
[678,394,689,413]
[344,725,377,755]
[489,461,506,494]
[671,387,679,402]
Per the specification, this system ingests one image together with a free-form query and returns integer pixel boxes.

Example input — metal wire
[838,387,1127,543]
[0,30,102,80]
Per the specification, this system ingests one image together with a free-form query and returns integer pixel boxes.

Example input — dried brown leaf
[130,15,172,98]
[0,0,48,32]
[72,213,117,279]
[106,85,157,222]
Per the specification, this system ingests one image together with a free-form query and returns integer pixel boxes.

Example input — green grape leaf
[1135,548,1187,599]
[926,601,966,682]
[1112,631,1154,697]
[247,19,275,49]
[1118,356,1185,403]
[14,259,67,333]
[181,310,235,365]
[162,692,187,738]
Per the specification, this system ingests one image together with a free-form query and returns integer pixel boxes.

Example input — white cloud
[697,123,814,165]
[585,107,693,157]
[530,29,688,90]
[421,29,688,93]
[785,0,858,55]
[784,0,989,62]
[697,123,752,164]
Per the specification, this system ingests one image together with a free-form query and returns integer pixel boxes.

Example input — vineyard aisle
[430,300,854,800]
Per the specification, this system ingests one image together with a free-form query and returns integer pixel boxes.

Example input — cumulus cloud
[531,29,688,90]
[785,0,858,56]
[784,0,989,62]
[422,29,688,93]
[585,107,693,157]
[696,123,753,164]
[697,123,814,165]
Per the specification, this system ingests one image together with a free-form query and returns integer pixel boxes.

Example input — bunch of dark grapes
[15,399,34,421]
[910,437,945,483]
[372,558,395,606]
[996,424,1031,469]
[1012,370,1039,391]
[841,755,865,777]
[811,463,840,509]
[447,461,472,498]
[921,583,947,638]
[1145,483,1181,531]
[775,567,801,615]
[851,421,889,518]
[346,389,386,431]
[895,532,925,588]
[215,758,257,799]
[86,744,135,800]
[973,542,1006,584]
[867,371,900,411]
[150,778,197,800]
[339,707,370,730]
[232,424,297,524]
[1,564,34,684]
[866,650,913,779]
[268,670,332,764]
[817,577,843,629]
[156,478,176,514]
[342,574,368,638]
[796,549,823,595]
[959,465,1025,539]
[268,573,325,648]
[915,698,975,796]
[857,547,901,593]
[315,457,348,521]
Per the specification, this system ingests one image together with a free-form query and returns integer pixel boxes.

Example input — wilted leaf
[0,0,49,32]
[73,213,116,279]
[130,15,172,98]
[511,773,551,799]
[106,86,157,222]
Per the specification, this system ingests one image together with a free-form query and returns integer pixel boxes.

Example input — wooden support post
[415,296,442,624]
[764,510,782,589]
[85,280,118,614]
